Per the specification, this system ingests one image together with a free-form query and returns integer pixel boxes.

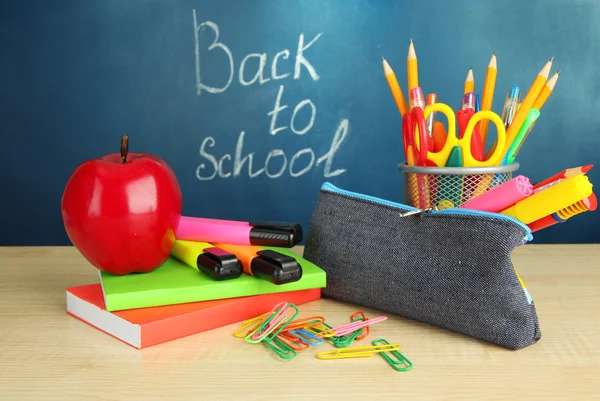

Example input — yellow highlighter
[500,174,593,224]
[171,239,243,280]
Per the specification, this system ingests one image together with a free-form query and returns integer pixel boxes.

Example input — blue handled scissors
[422,103,507,167]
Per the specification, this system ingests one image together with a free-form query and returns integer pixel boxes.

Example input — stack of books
[67,231,326,349]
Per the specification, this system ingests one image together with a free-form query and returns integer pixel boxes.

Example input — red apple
[61,135,182,275]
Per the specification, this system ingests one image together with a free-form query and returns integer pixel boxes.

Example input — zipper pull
[398,206,438,218]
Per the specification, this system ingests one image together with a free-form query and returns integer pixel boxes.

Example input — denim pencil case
[303,182,541,350]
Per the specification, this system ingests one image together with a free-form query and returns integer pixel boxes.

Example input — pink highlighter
[460,175,533,213]
[175,216,302,248]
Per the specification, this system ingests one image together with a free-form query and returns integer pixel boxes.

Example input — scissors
[402,106,433,167]
[422,103,507,167]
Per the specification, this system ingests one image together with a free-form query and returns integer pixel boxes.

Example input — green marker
[505,108,541,165]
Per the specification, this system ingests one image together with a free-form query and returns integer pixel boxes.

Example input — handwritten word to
[192,10,349,180]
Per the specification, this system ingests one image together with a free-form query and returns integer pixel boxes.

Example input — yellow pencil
[502,58,553,156]
[479,53,497,146]
[407,39,419,93]
[464,67,474,95]
[532,70,560,110]
[382,57,408,117]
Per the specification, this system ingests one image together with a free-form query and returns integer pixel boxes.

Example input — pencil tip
[557,69,561,75]
[549,56,554,63]
[492,51,496,56]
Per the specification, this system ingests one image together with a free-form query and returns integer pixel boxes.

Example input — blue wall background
[1,0,598,245]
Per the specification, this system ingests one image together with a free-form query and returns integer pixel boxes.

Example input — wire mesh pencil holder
[397,163,520,210]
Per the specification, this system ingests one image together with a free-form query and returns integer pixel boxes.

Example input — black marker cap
[196,248,243,281]
[250,250,303,285]
[248,222,303,247]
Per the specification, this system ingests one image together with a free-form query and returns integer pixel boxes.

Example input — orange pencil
[407,40,419,96]
[382,57,409,117]
[464,68,474,95]
[502,58,553,156]
[479,53,497,146]
[532,70,560,110]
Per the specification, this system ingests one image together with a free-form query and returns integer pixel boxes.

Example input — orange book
[66,284,321,349]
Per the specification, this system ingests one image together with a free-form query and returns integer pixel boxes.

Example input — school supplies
[432,121,447,152]
[402,106,429,166]
[305,182,540,350]
[499,174,593,224]
[176,216,302,247]
[99,248,325,311]
[527,193,597,232]
[533,165,593,190]
[382,57,408,117]
[503,108,541,164]
[171,239,243,280]
[66,283,320,349]
[316,343,400,359]
[318,316,387,337]
[533,71,560,110]
[460,175,533,213]
[407,39,419,94]
[479,52,497,146]
[426,93,437,135]
[371,338,413,371]
[212,243,303,284]
[456,108,485,159]
[234,305,412,370]
[464,67,474,95]
[501,86,521,129]
[422,103,506,167]
[503,58,552,156]
[462,92,476,110]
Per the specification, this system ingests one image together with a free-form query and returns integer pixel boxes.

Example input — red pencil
[532,165,594,190]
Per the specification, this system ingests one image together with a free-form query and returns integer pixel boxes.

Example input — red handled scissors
[401,106,434,167]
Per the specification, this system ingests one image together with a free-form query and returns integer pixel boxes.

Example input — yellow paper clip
[233,311,274,338]
[316,343,401,360]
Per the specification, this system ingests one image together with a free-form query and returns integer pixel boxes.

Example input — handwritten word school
[192,10,349,180]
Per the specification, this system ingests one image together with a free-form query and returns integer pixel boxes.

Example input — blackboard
[2,0,599,245]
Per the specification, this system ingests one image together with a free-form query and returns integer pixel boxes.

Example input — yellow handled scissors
[423,103,506,167]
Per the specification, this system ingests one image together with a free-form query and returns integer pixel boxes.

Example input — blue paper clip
[291,329,323,345]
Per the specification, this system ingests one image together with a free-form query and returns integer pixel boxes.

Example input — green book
[99,247,327,312]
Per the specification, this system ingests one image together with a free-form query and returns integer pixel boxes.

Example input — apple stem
[120,135,129,163]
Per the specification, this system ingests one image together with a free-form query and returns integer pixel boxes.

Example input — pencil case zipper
[320,182,533,243]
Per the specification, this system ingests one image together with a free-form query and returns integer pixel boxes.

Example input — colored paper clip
[350,311,370,340]
[246,302,299,343]
[316,343,401,360]
[233,311,274,338]
[280,316,325,333]
[372,338,413,371]
[264,337,297,360]
[319,316,387,337]
[277,332,310,351]
[290,329,323,345]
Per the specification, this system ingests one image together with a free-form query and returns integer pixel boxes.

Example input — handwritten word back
[192,10,349,180]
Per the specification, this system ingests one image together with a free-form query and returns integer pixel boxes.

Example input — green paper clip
[371,338,413,371]
[264,337,297,360]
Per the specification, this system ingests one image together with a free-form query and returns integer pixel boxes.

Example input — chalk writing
[192,10,347,180]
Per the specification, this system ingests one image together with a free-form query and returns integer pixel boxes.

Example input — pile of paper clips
[233,301,413,372]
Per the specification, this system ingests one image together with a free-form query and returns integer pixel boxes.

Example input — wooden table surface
[0,245,599,400]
